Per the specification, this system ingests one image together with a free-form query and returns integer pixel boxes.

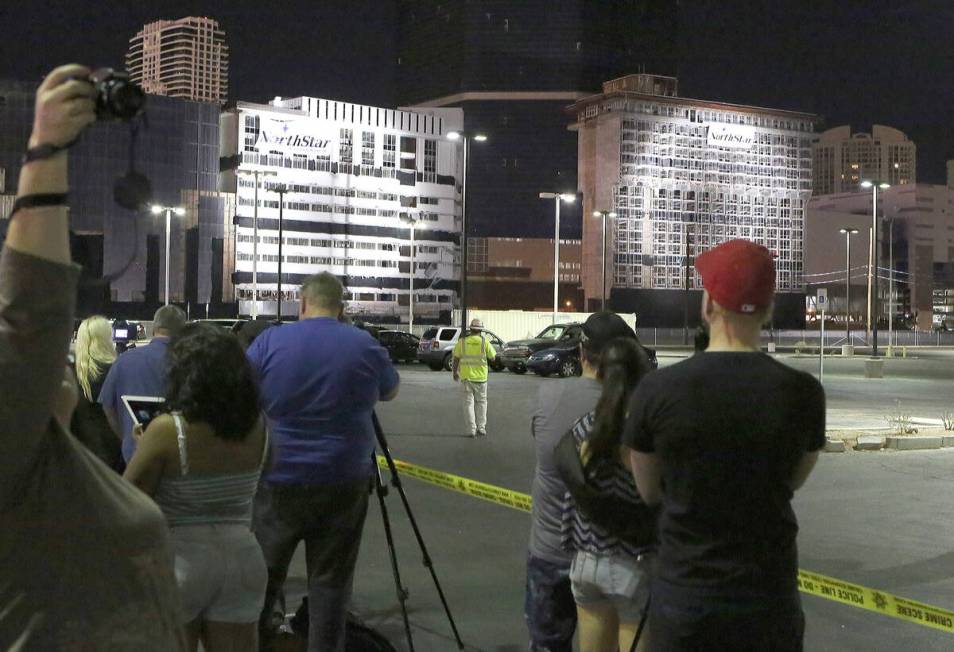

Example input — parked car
[527,338,659,378]
[417,326,505,372]
[498,323,584,374]
[378,330,420,363]
[195,318,248,333]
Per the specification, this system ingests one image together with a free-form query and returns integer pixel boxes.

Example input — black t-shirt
[623,351,825,597]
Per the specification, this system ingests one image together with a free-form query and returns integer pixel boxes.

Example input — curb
[824,432,954,453]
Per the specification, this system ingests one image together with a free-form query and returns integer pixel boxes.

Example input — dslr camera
[88,68,145,121]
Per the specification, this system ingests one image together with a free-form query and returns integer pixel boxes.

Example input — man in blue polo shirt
[99,304,186,463]
[248,271,399,652]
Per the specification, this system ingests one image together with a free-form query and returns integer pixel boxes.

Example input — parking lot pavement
[277,364,954,651]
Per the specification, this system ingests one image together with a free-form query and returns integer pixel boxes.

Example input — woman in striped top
[561,337,657,652]
[125,322,268,652]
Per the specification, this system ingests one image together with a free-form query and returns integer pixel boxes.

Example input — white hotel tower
[570,74,820,325]
[220,97,464,322]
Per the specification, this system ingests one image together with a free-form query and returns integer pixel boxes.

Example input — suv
[417,326,505,372]
[498,323,584,374]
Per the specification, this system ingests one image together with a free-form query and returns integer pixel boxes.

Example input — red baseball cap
[695,239,776,314]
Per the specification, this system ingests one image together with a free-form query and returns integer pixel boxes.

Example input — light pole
[861,180,890,356]
[539,192,576,322]
[886,218,893,353]
[448,130,487,330]
[400,213,424,333]
[592,210,617,310]
[150,204,186,306]
[235,168,277,318]
[269,183,287,321]
[840,227,859,343]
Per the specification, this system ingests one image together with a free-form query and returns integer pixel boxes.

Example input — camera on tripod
[88,68,145,121]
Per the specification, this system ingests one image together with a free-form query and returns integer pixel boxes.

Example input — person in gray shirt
[525,311,639,652]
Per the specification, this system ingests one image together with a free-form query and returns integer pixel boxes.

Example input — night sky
[2,1,952,182]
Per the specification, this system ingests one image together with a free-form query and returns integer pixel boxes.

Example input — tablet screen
[121,396,165,429]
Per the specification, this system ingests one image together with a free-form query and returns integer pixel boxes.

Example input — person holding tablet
[124,322,269,652]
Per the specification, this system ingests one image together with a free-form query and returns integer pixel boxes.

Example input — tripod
[371,412,465,651]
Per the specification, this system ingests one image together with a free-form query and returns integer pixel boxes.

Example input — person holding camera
[625,240,825,652]
[0,64,185,650]
[124,322,269,652]
[247,272,399,652]
[99,304,186,463]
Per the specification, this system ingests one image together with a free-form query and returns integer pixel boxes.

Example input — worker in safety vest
[452,318,497,438]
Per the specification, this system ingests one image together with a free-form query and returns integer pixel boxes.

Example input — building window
[339,128,353,164]
[362,131,375,166]
[243,114,259,149]
[424,139,437,174]
[383,134,396,168]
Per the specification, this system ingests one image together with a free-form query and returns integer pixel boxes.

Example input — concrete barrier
[886,436,943,451]
[864,359,884,378]
[842,344,854,357]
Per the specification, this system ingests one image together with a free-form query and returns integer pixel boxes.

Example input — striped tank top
[153,414,267,528]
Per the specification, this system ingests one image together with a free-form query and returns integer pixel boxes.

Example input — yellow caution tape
[797,570,954,634]
[377,456,531,513]
[376,455,954,635]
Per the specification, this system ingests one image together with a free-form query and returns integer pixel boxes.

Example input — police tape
[376,455,954,635]
[376,456,532,512]
[797,570,954,634]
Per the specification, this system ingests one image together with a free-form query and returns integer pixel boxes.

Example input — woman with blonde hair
[71,315,122,469]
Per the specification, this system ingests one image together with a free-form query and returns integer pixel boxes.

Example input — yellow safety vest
[453,333,497,383]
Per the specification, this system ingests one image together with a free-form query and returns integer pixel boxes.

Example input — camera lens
[108,81,145,120]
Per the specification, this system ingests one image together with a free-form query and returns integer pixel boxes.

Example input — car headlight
[531,352,556,362]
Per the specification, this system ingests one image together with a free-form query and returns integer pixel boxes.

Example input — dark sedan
[498,323,584,374]
[527,341,659,378]
[378,329,420,363]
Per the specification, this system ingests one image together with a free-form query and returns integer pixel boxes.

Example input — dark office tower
[397,1,677,238]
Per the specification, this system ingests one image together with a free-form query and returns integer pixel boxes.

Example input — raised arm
[0,65,96,501]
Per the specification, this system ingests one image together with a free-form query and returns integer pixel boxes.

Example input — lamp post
[448,130,487,329]
[400,213,424,333]
[539,192,576,322]
[887,217,895,354]
[269,183,287,321]
[592,210,617,310]
[150,204,186,306]
[235,168,277,318]
[861,180,890,356]
[840,227,860,343]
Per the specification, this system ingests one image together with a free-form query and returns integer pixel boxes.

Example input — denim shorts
[570,550,652,623]
[171,523,267,624]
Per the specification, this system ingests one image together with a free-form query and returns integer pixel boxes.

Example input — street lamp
[235,168,277,318]
[840,227,860,343]
[861,180,890,356]
[447,130,488,329]
[267,183,288,321]
[539,192,576,322]
[400,212,425,334]
[592,210,617,310]
[150,204,186,306]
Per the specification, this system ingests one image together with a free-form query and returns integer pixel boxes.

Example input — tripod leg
[373,414,466,650]
[373,460,416,651]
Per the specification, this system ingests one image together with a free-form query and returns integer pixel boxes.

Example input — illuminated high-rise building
[126,16,229,104]
[812,125,915,196]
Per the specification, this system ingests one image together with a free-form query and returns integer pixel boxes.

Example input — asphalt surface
[277,356,954,651]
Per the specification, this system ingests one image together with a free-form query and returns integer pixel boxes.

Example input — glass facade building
[0,81,224,315]
[396,0,678,239]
